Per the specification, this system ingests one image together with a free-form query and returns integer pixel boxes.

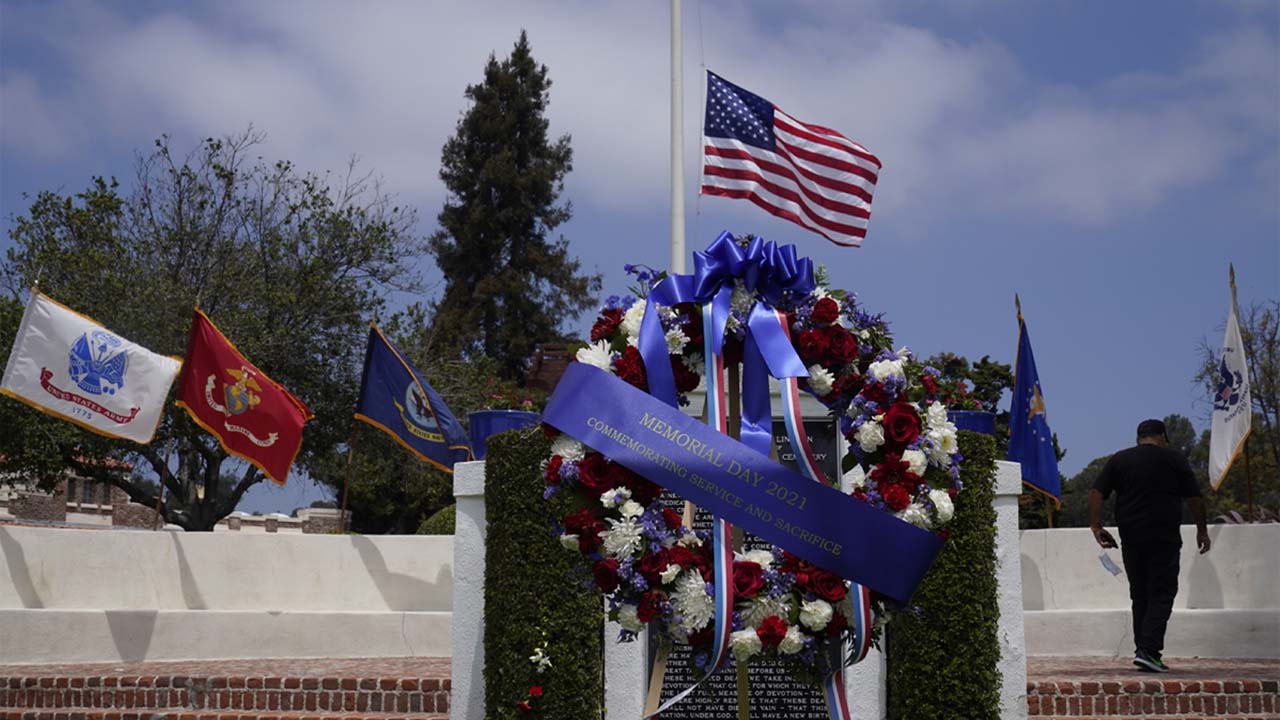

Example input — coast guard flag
[354,325,471,472]
[1,290,179,443]
[1209,270,1251,490]
[701,70,881,247]
[175,309,313,485]
[1008,309,1061,503]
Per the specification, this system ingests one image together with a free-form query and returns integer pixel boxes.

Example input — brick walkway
[1029,656,1280,682]
[0,659,451,679]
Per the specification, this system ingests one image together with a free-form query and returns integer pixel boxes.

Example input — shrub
[417,504,456,535]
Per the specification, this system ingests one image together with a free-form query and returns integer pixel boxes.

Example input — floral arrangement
[542,234,964,683]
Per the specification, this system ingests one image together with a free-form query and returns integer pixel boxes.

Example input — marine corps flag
[175,310,312,485]
[354,325,471,472]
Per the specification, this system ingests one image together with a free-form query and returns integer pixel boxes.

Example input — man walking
[1089,419,1211,673]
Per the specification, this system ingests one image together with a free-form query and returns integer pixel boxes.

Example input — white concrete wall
[1021,524,1279,657]
[0,524,454,663]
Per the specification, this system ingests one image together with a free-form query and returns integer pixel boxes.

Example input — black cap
[1136,419,1167,438]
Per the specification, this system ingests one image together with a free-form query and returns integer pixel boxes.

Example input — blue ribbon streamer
[545,363,944,604]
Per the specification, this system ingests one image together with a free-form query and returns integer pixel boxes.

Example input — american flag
[701,71,881,247]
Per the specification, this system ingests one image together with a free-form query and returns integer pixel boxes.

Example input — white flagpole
[670,0,685,274]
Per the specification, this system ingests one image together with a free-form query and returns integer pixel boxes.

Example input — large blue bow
[638,232,816,414]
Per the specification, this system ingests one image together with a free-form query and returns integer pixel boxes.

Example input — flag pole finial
[1015,293,1023,321]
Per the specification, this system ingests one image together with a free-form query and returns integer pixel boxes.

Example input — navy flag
[355,325,472,472]
[1008,300,1061,503]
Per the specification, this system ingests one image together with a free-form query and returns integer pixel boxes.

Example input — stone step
[3,707,450,712]
[0,659,451,717]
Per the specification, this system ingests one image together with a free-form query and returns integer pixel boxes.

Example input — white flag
[1208,292,1251,490]
[1,291,180,444]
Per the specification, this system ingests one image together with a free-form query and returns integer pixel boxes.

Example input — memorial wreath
[541,232,963,714]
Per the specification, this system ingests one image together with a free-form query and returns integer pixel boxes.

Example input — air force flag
[1008,308,1061,502]
[1,290,180,443]
[354,325,472,472]
[1209,268,1251,490]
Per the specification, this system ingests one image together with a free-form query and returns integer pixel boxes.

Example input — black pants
[1120,540,1181,656]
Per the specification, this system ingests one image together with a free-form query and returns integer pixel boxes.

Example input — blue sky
[2,1,1277,514]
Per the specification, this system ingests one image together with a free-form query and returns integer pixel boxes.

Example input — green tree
[424,31,600,379]
[1,130,420,530]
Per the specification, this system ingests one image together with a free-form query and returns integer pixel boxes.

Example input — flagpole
[339,427,356,533]
[670,0,685,274]
[152,436,177,530]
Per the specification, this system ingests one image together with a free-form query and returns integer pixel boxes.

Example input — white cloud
[1,0,1275,230]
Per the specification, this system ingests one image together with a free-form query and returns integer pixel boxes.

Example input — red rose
[662,507,684,530]
[826,608,849,638]
[541,424,560,439]
[826,372,864,401]
[591,307,624,342]
[860,383,891,408]
[516,700,533,713]
[577,454,615,496]
[678,303,704,347]
[673,357,701,393]
[756,615,788,649]
[637,551,670,585]
[544,455,563,486]
[920,374,938,396]
[562,507,597,536]
[529,686,544,698]
[733,561,766,598]
[615,346,648,390]
[687,625,713,648]
[805,569,848,603]
[667,545,698,569]
[881,483,911,512]
[637,591,662,623]
[796,329,830,365]
[578,528,604,555]
[882,402,922,447]
[870,453,919,489]
[822,326,859,364]
[811,297,840,325]
[593,558,621,593]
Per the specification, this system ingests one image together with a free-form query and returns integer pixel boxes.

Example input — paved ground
[1029,656,1280,682]
[0,658,452,678]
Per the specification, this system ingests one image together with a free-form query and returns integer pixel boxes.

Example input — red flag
[175,310,313,485]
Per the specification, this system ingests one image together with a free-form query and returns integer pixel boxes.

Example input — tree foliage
[425,31,600,380]
[1,130,420,530]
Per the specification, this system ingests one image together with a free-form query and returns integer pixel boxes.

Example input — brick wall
[1026,678,1278,715]
[8,483,67,523]
[109,486,160,529]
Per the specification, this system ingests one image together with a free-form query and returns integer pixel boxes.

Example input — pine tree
[427,32,600,379]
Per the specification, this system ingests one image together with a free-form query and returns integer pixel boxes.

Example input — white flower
[779,626,805,655]
[660,563,683,585]
[619,500,645,519]
[617,603,645,632]
[896,346,912,361]
[559,533,580,551]
[550,435,586,462]
[600,487,631,509]
[601,516,643,558]
[926,402,949,429]
[672,571,715,631]
[856,421,885,453]
[730,284,756,315]
[682,352,706,376]
[529,645,553,673]
[843,464,867,491]
[678,530,702,547]
[621,300,647,346]
[666,327,689,354]
[730,629,762,661]
[930,488,955,524]
[858,329,870,340]
[902,449,928,477]
[896,502,932,530]
[868,358,905,383]
[742,549,775,568]
[799,599,833,632]
[575,340,614,373]
[741,595,790,628]
[806,364,835,396]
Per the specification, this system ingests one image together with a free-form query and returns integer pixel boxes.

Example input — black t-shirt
[1093,444,1201,544]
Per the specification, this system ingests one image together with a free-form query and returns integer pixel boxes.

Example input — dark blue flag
[1008,311,1061,503]
[355,325,471,472]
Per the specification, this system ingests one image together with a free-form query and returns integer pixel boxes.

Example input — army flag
[354,325,471,472]
[1209,267,1251,490]
[1,290,180,443]
[175,309,312,485]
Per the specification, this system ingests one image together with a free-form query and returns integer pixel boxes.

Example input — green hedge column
[484,429,604,719]
[887,431,1001,719]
